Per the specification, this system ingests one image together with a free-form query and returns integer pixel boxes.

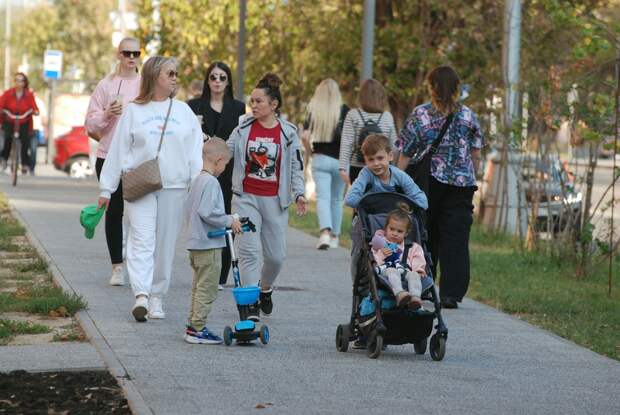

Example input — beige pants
[188,249,222,330]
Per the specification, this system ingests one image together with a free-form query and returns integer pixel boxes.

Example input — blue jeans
[311,154,345,236]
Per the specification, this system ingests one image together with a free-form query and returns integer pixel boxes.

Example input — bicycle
[3,108,33,186]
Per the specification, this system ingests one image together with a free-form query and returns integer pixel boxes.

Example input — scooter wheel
[223,326,233,346]
[259,325,270,345]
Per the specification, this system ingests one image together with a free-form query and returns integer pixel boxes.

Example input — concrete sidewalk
[1,167,619,415]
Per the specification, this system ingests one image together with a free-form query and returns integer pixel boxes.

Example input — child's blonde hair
[202,136,230,162]
[385,202,412,232]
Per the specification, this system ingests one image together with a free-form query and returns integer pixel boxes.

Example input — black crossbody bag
[406,113,454,195]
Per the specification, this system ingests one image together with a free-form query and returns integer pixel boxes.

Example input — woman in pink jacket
[85,37,141,286]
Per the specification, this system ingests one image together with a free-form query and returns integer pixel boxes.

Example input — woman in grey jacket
[227,73,306,322]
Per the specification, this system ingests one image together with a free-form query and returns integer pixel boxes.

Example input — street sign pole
[45,80,55,164]
[43,50,62,164]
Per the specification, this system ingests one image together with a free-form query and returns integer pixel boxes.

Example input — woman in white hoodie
[97,56,203,322]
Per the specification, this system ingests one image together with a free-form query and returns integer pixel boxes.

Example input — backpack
[354,109,384,163]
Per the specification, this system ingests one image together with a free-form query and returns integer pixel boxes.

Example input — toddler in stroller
[336,191,448,359]
[371,203,424,309]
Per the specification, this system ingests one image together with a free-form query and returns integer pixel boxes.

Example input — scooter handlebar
[207,217,256,238]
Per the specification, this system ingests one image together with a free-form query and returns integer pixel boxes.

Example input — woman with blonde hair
[85,37,141,286]
[397,65,484,309]
[301,79,349,249]
[97,56,203,322]
[339,78,398,184]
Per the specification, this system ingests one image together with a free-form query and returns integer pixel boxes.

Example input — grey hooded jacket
[227,116,305,210]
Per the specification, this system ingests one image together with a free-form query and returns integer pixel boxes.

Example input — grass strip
[0,319,51,345]
[0,285,87,316]
[289,201,619,360]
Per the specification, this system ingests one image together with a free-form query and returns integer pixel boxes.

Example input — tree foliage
[12,0,116,90]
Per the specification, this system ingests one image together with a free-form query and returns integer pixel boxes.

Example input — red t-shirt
[243,121,281,196]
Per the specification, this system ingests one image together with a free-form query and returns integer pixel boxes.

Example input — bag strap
[400,244,411,270]
[428,113,454,155]
[155,99,173,159]
[116,79,123,95]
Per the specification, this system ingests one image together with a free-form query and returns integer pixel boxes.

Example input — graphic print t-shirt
[243,121,281,196]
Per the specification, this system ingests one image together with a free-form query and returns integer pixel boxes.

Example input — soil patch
[0,370,131,414]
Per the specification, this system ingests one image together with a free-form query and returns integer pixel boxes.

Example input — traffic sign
[43,50,63,80]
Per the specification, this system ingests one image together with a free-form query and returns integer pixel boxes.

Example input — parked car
[522,157,582,235]
[53,126,93,179]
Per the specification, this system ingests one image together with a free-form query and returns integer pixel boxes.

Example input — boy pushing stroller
[337,133,448,359]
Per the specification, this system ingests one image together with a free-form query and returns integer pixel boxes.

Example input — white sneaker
[148,296,166,319]
[218,284,224,291]
[329,236,339,248]
[132,296,148,322]
[109,265,125,286]
[316,233,331,250]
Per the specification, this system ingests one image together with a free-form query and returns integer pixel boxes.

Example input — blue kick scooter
[208,218,270,346]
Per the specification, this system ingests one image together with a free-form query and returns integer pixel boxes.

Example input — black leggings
[1,122,30,168]
[95,158,124,264]
[427,177,475,302]
[218,161,234,285]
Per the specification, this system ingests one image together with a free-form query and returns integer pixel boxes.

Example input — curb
[9,204,154,415]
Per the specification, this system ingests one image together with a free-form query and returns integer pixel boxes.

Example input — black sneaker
[259,290,273,315]
[247,302,260,322]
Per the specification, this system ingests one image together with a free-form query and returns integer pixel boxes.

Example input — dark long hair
[427,65,460,115]
[199,62,234,104]
[15,72,29,90]
[255,73,283,115]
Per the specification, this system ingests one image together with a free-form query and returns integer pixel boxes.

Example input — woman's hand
[296,196,308,216]
[104,101,123,119]
[339,169,350,186]
[97,197,110,211]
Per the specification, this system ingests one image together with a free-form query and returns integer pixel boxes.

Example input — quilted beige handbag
[122,99,173,202]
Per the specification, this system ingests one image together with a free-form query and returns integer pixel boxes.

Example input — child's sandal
[396,292,412,307]
[409,296,422,310]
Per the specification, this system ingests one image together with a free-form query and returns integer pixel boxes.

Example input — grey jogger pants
[232,193,288,287]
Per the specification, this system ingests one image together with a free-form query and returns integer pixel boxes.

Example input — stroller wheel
[259,325,270,345]
[429,334,446,361]
[413,337,428,355]
[335,324,351,352]
[223,326,233,346]
[367,333,383,359]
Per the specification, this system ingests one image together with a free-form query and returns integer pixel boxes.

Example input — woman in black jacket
[188,61,246,288]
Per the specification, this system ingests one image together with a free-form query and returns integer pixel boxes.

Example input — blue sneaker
[184,325,223,345]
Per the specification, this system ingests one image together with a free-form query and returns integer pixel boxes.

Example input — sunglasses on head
[166,70,178,79]
[121,50,141,58]
[209,74,227,82]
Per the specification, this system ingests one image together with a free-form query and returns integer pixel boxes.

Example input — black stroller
[335,192,448,359]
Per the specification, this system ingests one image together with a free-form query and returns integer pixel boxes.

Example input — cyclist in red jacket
[0,72,39,174]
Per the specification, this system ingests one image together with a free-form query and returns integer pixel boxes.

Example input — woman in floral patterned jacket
[397,65,483,309]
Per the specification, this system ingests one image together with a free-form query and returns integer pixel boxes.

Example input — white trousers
[125,188,186,298]
[232,193,288,287]
[385,268,423,298]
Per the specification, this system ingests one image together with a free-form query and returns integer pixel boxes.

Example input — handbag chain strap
[428,113,454,155]
[155,99,174,160]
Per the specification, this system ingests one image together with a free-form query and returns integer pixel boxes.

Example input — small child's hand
[230,217,243,234]
[381,247,392,257]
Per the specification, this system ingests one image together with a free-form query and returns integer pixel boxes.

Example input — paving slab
[0,343,105,373]
[1,166,619,415]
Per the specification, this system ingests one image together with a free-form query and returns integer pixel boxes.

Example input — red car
[53,126,94,178]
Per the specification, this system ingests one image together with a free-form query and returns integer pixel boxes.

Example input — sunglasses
[209,74,227,82]
[166,70,179,79]
[121,50,141,58]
